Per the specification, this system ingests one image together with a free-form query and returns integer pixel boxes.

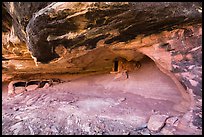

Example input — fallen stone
[10,122,23,135]
[161,129,174,135]
[166,116,179,126]
[43,83,51,88]
[14,115,22,121]
[160,126,175,135]
[114,70,128,81]
[189,79,198,87]
[173,54,183,61]
[117,97,126,103]
[140,128,151,135]
[147,114,169,132]
[185,53,193,60]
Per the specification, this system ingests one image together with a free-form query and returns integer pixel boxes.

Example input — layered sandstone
[2,2,202,134]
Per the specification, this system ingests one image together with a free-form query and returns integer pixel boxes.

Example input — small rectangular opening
[114,60,119,72]
[14,82,27,87]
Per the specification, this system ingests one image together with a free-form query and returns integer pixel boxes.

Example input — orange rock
[185,54,193,60]
[173,54,183,61]
[142,36,154,45]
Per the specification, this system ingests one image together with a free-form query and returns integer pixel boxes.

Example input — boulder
[147,114,169,132]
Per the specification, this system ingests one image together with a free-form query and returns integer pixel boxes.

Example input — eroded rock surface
[147,114,169,132]
[2,2,202,135]
[7,78,64,96]
[3,58,200,135]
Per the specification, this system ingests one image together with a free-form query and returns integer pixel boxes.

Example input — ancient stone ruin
[2,2,202,135]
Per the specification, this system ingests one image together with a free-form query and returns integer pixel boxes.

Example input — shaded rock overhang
[3,2,202,63]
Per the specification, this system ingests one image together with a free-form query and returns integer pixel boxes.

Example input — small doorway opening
[114,58,119,72]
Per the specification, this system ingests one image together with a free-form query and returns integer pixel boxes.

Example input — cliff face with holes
[2,2,202,130]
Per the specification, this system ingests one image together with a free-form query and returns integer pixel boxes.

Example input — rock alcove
[2,2,202,135]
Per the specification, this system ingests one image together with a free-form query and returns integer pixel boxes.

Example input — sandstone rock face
[147,114,169,132]
[25,3,202,63]
[2,2,202,133]
[166,116,179,126]
[3,2,51,42]
[2,2,202,75]
[113,70,128,81]
[26,85,39,91]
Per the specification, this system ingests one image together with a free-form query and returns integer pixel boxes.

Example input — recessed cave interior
[2,52,192,135]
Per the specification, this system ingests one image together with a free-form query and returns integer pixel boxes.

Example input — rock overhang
[3,2,202,63]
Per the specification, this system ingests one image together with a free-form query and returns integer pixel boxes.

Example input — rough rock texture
[3,2,52,42]
[2,59,197,135]
[5,2,202,63]
[2,2,202,134]
[147,114,169,132]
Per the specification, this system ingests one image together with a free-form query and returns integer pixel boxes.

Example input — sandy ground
[2,58,194,135]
